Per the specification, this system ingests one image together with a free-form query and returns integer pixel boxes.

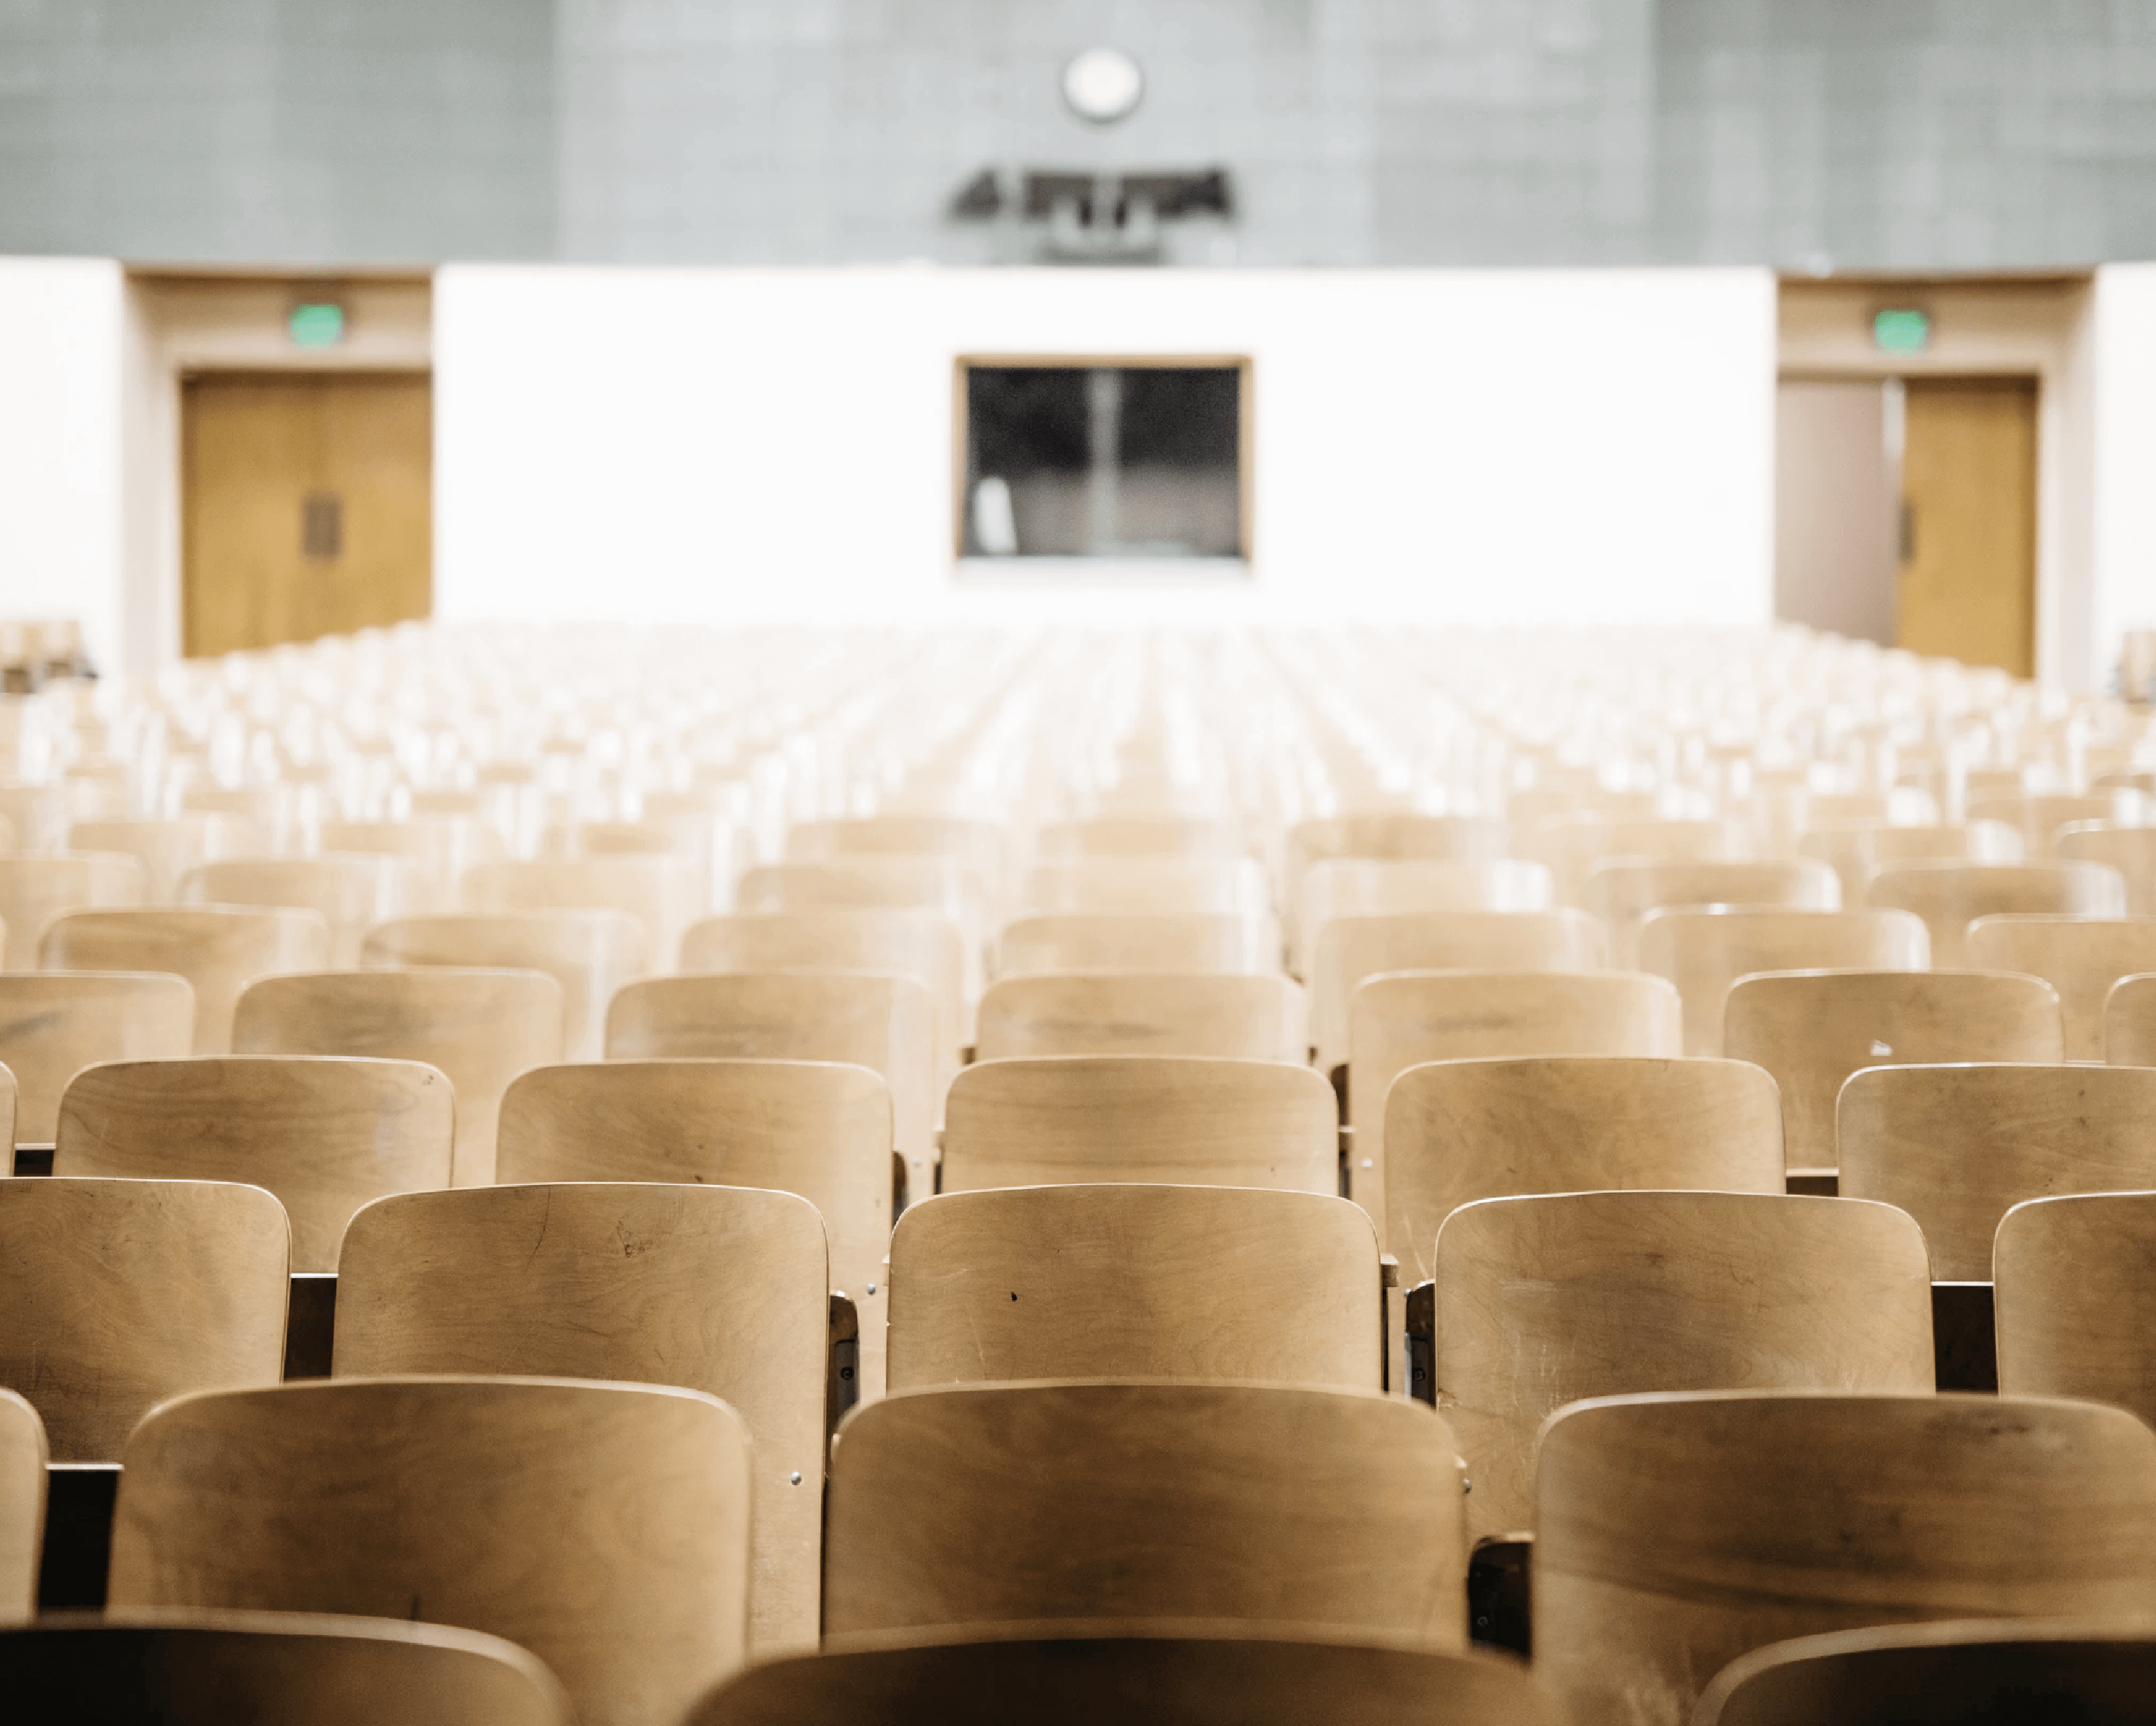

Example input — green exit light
[288,302,346,348]
[1872,307,1931,352]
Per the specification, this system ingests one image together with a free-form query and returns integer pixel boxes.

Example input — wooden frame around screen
[951,354,1255,564]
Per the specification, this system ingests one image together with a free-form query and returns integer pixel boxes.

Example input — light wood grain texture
[0,785,63,853]
[690,1625,1558,1726]
[233,968,562,1188]
[0,1390,43,1625]
[1696,1619,2156,1726]
[1637,908,1929,1056]
[1022,858,1272,917]
[43,908,332,1055]
[1534,1391,2156,1726]
[1531,815,1752,906]
[887,1185,1380,1391]
[738,860,990,1006]
[941,1055,1336,1194]
[1297,860,1554,977]
[789,817,1007,895]
[1865,860,2125,966]
[997,914,1281,979]
[824,1382,1464,1641]
[496,1058,893,1394]
[2059,822,2156,914]
[461,859,702,980]
[322,818,506,907]
[1996,1191,2156,1429]
[1349,976,1687,1248]
[0,852,144,969]
[337,1183,828,1653]
[1585,859,1840,969]
[362,911,644,1063]
[57,1057,453,1271]
[1312,910,1609,1072]
[1798,820,2024,905]
[67,818,218,904]
[0,1177,287,1461]
[0,1610,574,1726]
[1040,816,1251,857]
[1723,971,2063,1172]
[1842,1062,2156,1280]
[1434,1192,1932,1540]
[183,857,415,966]
[1964,914,2156,1059]
[2106,971,2156,1063]
[108,1378,752,1726]
[1288,815,1508,880]
[0,973,193,1145]
[1966,793,2144,859]
[1503,789,1660,842]
[976,972,1307,1061]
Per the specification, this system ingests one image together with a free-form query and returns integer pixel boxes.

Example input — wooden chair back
[0,1613,573,1726]
[1841,1063,2156,1280]
[1966,792,2146,858]
[1288,815,1508,881]
[1997,1191,2156,1428]
[233,969,563,1187]
[183,857,414,966]
[1798,819,2022,904]
[108,1378,753,1726]
[997,913,1280,978]
[1696,1620,2156,1726]
[1530,815,1752,905]
[1297,860,1554,976]
[0,1176,287,1461]
[0,1390,43,1625]
[67,817,230,903]
[2106,971,2156,1063]
[1434,1192,1932,1540]
[737,860,989,999]
[1379,1053,1783,1276]
[887,1185,1380,1391]
[1723,971,2064,1172]
[976,972,1307,1061]
[0,852,144,970]
[1311,910,1608,1073]
[1584,858,1840,968]
[1865,860,2126,966]
[337,1184,828,1653]
[1535,1391,2156,1726]
[1964,914,2156,1058]
[2058,822,2156,913]
[789,816,1005,894]
[321,816,506,906]
[496,1059,893,1391]
[687,1628,1559,1726]
[361,911,644,1063]
[0,972,189,1143]
[462,858,703,978]
[824,1382,1463,1642]
[941,1055,1336,1194]
[43,908,332,1054]
[1021,858,1271,917]
[1637,908,1929,1056]
[1038,816,1249,858]
[56,1057,453,1270]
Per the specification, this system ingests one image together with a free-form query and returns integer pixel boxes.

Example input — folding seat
[887,1185,1380,1391]
[1021,857,1272,917]
[0,973,187,1145]
[182,856,418,967]
[0,1178,287,1460]
[1534,1391,2156,1726]
[496,1059,893,1393]
[43,907,332,1054]
[0,1614,573,1726]
[605,971,933,1179]
[363,911,643,1062]
[1583,857,1840,968]
[823,1382,1463,1641]
[1996,1190,2156,1428]
[1964,914,2156,1058]
[1287,814,1508,881]
[462,857,703,979]
[940,1055,1335,1195]
[1296,859,1552,976]
[107,1378,752,1726]
[1798,819,2021,906]
[2107,972,2156,1062]
[998,912,1280,977]
[738,858,989,1002]
[319,816,506,909]
[2059,822,2156,912]
[1637,907,1928,1055]
[1966,791,2145,858]
[0,852,144,970]
[788,815,1007,900]
[1039,815,1250,858]
[1433,1191,1931,1540]
[1865,860,2125,965]
[337,1184,828,1651]
[1696,1620,2156,1726]
[0,1390,43,1623]
[0,784,65,852]
[233,969,563,1187]
[68,816,229,903]
[687,1629,1558,1726]
[1529,815,1752,907]
[1723,971,2063,1172]
[56,1057,453,1270]
[975,971,1306,1061]
[1311,910,1608,1076]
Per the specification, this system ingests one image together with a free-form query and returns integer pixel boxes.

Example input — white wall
[0,258,124,671]
[2093,263,2156,691]
[437,265,1777,629]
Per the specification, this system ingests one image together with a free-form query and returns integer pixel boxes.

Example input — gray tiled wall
[4,0,2155,267]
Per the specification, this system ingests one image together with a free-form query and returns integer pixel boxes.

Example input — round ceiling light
[1062,47,1145,125]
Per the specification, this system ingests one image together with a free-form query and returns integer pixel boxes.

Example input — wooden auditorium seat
[461,858,702,979]
[1582,857,1840,968]
[67,817,231,903]
[1287,814,1508,879]
[1020,857,1272,917]
[2107,971,2156,1062]
[2058,822,2156,912]
[974,971,1307,1061]
[0,855,143,971]
[1529,814,1753,906]
[1964,914,2156,1058]
[1996,1191,2156,1426]
[0,973,190,1144]
[1864,860,2126,966]
[42,907,332,1054]
[1295,859,1553,975]
[1965,791,2146,858]
[181,857,416,967]
[997,912,1280,977]
[1037,815,1249,857]
[1797,818,2022,905]
[0,1390,44,1623]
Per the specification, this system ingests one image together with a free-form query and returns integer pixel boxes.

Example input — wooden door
[1896,377,2037,677]
[182,373,431,657]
